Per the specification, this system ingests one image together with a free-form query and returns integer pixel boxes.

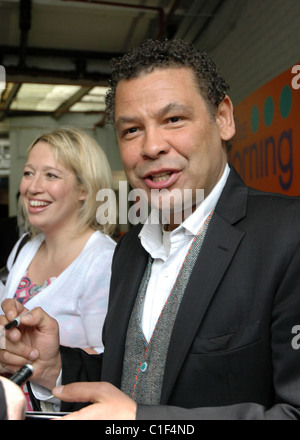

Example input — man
[1,39,300,420]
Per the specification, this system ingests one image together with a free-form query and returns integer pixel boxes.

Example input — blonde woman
[0,128,116,354]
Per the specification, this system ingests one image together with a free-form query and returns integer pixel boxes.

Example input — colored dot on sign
[264,96,274,127]
[280,85,292,119]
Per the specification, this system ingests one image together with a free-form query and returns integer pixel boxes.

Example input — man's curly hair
[105,39,230,124]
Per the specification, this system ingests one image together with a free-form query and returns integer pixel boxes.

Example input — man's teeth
[29,200,50,207]
[151,173,172,182]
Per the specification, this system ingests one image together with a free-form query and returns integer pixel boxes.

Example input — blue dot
[264,96,274,126]
[280,85,292,118]
[140,362,148,372]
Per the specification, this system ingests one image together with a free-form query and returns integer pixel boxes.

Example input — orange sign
[228,63,300,195]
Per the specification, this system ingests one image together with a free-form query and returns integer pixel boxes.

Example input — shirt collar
[182,163,230,236]
[139,163,230,256]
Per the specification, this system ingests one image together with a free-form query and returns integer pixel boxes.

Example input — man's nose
[141,128,170,159]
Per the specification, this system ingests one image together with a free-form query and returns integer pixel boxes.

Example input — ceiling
[0,0,224,122]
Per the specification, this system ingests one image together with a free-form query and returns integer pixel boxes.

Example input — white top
[139,164,230,342]
[0,231,116,353]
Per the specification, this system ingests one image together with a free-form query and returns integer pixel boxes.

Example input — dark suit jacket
[60,168,300,419]
[0,216,18,267]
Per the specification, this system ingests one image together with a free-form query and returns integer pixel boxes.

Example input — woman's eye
[23,170,32,177]
[47,173,58,179]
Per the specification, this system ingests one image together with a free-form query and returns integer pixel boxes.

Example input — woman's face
[20,141,85,235]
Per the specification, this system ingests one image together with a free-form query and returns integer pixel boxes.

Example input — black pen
[10,364,34,386]
[4,312,30,330]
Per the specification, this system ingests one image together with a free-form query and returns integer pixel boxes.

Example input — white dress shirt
[139,164,230,342]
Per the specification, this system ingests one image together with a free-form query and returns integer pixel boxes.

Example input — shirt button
[140,362,148,372]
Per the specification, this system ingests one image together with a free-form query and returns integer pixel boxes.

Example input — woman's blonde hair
[21,127,116,237]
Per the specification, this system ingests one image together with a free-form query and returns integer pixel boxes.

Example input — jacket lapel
[161,168,248,403]
[101,227,148,385]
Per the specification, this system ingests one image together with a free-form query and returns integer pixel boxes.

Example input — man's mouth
[144,170,180,189]
[149,172,173,182]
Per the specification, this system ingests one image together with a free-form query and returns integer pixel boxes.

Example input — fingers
[0,302,39,371]
[0,334,39,373]
[0,302,58,376]
[0,299,28,326]
[21,306,59,336]
[1,301,58,337]
[52,381,122,404]
[52,382,137,420]
[53,382,102,403]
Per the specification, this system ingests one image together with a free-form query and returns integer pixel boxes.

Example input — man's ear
[215,95,236,141]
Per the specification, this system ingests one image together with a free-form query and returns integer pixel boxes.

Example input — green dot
[251,105,259,133]
[280,85,292,118]
[264,96,274,126]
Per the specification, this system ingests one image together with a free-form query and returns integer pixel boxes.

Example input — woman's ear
[215,95,236,141]
[78,188,87,202]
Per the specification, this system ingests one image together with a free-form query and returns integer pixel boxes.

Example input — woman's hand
[0,299,62,390]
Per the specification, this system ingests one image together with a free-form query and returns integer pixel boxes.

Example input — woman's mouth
[27,199,52,213]
[29,200,51,207]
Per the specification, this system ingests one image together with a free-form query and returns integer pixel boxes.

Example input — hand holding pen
[0,298,62,391]
[0,306,37,383]
[1,311,35,385]
[4,311,31,330]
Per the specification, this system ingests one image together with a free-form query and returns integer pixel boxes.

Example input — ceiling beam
[0,45,123,61]
[0,83,22,122]
[1,45,119,84]
[4,65,110,86]
[53,86,93,119]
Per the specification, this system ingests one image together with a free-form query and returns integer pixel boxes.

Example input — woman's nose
[27,174,44,193]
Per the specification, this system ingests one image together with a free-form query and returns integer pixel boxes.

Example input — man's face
[114,67,235,223]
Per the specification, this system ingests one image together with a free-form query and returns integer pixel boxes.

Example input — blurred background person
[0,376,26,420]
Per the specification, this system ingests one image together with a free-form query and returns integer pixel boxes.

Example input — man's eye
[169,116,180,123]
[127,127,138,134]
